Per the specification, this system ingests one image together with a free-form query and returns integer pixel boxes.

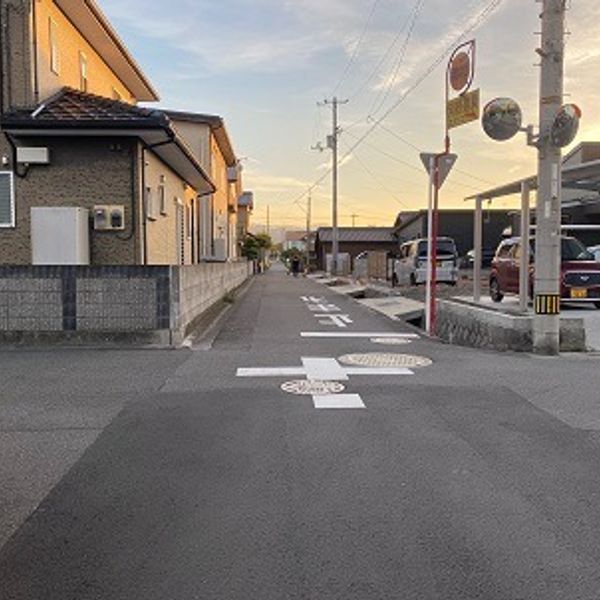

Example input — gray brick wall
[0,261,252,345]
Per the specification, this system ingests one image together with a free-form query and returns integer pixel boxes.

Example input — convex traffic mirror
[551,104,582,148]
[482,97,523,141]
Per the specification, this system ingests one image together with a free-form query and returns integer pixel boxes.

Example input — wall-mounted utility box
[227,165,241,183]
[93,205,125,231]
[17,147,50,164]
[31,207,90,265]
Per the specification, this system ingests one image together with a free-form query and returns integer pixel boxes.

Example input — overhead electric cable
[287,0,505,209]
[332,0,381,96]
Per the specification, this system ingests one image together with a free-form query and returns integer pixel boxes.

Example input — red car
[489,236,600,308]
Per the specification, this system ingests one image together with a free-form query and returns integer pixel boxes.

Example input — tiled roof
[3,88,167,126]
[317,227,396,243]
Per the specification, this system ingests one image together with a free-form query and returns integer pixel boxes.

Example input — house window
[49,19,60,74]
[158,185,167,215]
[0,172,15,228]
[145,187,157,220]
[79,52,88,92]
[186,204,192,239]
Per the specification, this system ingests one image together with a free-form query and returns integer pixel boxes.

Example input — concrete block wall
[174,260,252,338]
[0,261,251,345]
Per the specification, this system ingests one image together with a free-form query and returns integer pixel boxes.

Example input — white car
[588,245,600,261]
[392,237,459,286]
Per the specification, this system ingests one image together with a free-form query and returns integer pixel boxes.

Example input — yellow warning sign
[535,294,561,315]
[447,89,480,130]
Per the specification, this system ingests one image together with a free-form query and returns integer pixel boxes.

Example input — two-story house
[164,111,243,262]
[0,0,216,265]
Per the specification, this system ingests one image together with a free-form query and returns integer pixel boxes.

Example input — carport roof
[465,159,600,201]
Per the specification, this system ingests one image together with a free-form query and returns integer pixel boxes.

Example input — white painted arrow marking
[236,358,414,380]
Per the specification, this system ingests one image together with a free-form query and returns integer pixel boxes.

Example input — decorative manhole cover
[370,337,412,346]
[281,380,346,396]
[338,353,433,368]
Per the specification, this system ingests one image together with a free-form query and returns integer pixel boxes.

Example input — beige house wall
[211,134,228,255]
[35,0,135,103]
[143,149,195,266]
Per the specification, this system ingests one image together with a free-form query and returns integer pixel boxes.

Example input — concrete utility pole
[534,0,566,355]
[319,97,348,275]
[305,192,312,271]
[266,205,270,237]
[350,213,358,227]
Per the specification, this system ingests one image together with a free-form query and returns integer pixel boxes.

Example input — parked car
[392,237,459,286]
[464,248,496,268]
[489,236,600,308]
[588,245,600,261]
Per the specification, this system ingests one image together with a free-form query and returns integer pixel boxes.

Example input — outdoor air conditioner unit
[93,205,125,231]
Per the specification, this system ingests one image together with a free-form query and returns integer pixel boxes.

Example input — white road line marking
[307,303,340,313]
[236,367,306,377]
[313,394,366,409]
[302,358,349,381]
[301,332,419,339]
[315,314,353,327]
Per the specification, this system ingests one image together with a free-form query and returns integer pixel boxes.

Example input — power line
[374,120,496,185]
[343,129,485,193]
[347,3,416,102]
[368,0,425,118]
[341,138,408,208]
[332,0,382,96]
[290,0,505,211]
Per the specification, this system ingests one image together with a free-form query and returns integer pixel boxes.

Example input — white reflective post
[519,181,531,313]
[425,157,435,334]
[473,195,483,303]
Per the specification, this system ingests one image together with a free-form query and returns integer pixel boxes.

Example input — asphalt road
[2,269,600,599]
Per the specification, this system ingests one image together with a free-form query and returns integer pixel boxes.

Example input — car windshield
[561,238,594,261]
[417,240,456,257]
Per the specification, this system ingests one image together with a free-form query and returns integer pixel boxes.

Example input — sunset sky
[101,0,600,232]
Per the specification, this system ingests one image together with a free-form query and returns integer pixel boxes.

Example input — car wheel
[490,278,504,303]
[595,301,600,310]
[409,274,417,286]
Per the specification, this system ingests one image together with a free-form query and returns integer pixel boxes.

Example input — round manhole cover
[338,353,433,369]
[281,380,346,396]
[370,337,412,346]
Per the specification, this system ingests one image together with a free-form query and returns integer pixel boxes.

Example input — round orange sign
[450,52,471,92]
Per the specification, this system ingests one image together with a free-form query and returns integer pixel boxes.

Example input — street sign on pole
[447,89,480,130]
[420,152,458,189]
[420,152,458,336]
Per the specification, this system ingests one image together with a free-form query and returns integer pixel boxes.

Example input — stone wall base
[437,299,586,353]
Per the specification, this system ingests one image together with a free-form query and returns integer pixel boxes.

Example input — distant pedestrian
[291,256,301,277]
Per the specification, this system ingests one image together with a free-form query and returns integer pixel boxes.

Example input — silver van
[392,237,459,286]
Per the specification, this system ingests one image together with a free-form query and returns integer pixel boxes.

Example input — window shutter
[0,173,14,227]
